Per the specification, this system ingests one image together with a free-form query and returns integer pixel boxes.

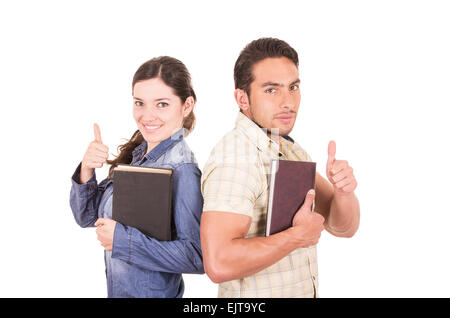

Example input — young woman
[69,56,204,297]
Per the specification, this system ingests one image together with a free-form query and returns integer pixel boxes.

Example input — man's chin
[268,125,294,137]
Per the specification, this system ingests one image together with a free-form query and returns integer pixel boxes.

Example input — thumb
[93,123,103,144]
[301,189,315,212]
[327,140,336,172]
[94,218,106,227]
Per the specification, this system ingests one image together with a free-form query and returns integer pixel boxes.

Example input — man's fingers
[328,140,336,159]
[329,160,348,176]
[327,140,336,166]
[302,189,315,212]
[330,166,353,183]
[93,123,103,144]
[312,212,325,225]
[335,176,354,189]
[342,181,357,193]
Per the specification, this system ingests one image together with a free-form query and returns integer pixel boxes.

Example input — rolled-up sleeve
[69,162,106,228]
[201,160,263,218]
[111,163,204,274]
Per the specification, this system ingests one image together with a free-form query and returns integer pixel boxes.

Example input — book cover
[266,159,316,236]
[112,164,173,241]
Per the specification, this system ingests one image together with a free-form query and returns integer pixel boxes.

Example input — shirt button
[88,185,94,191]
[278,153,282,157]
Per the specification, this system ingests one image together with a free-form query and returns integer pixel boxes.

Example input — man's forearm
[203,227,302,283]
[326,192,360,237]
[202,195,323,284]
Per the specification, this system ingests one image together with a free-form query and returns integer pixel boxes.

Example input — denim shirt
[69,128,204,297]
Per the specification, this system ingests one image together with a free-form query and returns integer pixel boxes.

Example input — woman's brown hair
[106,56,197,178]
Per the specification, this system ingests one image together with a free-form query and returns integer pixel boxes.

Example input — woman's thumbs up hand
[80,123,109,184]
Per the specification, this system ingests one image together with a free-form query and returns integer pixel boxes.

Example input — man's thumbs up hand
[325,140,357,194]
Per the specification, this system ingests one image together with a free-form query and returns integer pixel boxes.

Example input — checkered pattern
[201,112,318,298]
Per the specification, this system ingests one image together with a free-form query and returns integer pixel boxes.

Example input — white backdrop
[1,0,449,297]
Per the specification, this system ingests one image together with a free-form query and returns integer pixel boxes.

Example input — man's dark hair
[234,37,299,97]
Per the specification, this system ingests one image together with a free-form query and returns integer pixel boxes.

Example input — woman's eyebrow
[153,97,171,102]
[132,97,171,101]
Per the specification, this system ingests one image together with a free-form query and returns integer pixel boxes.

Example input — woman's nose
[139,106,158,122]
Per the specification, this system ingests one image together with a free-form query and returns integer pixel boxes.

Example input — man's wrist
[281,227,308,250]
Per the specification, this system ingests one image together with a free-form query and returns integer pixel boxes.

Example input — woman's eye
[134,101,144,107]
[157,102,169,108]
[265,88,276,94]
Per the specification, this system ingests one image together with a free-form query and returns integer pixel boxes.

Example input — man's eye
[290,84,299,91]
[157,102,169,108]
[265,88,276,94]
[134,101,144,107]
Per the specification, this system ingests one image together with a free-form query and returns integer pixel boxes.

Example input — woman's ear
[234,89,250,112]
[183,96,195,117]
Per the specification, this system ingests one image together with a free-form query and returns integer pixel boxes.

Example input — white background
[1,0,449,297]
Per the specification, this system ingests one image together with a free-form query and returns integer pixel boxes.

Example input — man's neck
[249,116,281,144]
[267,131,281,144]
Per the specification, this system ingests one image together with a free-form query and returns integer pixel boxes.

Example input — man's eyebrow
[261,81,282,87]
[261,78,301,87]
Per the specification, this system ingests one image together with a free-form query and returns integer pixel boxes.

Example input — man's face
[245,57,300,137]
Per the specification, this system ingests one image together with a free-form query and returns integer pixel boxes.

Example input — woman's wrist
[79,163,94,184]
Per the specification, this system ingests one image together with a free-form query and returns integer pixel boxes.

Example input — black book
[266,159,316,236]
[112,164,173,241]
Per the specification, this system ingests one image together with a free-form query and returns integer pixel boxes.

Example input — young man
[200,38,360,298]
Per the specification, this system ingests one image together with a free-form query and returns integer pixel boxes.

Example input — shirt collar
[235,112,295,153]
[131,127,186,163]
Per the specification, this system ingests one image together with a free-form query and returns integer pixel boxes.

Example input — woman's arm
[110,163,204,274]
[70,124,109,227]
[70,162,107,227]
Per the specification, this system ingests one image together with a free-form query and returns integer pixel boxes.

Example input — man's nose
[280,90,296,111]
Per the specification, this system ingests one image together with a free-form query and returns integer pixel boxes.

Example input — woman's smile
[142,123,163,133]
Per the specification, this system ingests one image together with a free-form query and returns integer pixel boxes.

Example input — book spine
[265,159,279,236]
[167,174,173,241]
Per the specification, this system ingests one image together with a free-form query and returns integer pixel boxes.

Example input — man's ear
[183,96,195,117]
[234,89,250,112]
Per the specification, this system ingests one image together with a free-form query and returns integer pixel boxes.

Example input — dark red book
[266,159,316,236]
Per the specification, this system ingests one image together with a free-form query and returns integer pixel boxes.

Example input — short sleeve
[288,140,313,162]
[201,162,262,218]
[305,151,312,162]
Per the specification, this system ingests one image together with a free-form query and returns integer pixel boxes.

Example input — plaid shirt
[201,112,318,298]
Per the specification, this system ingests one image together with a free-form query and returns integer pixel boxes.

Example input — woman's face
[133,78,193,154]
